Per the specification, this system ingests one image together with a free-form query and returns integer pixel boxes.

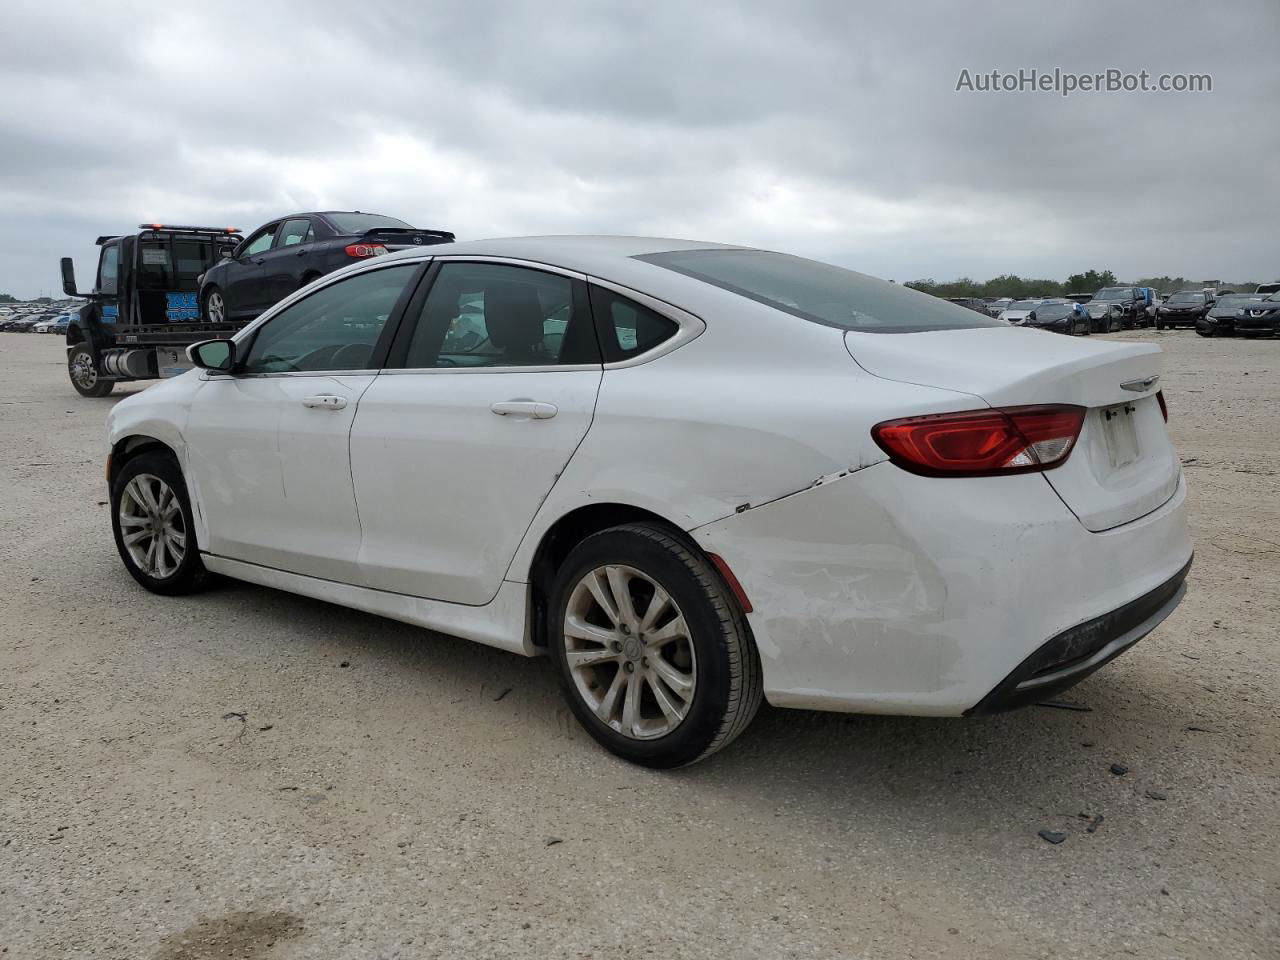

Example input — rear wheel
[548,523,762,768]
[68,343,113,397]
[202,286,227,324]
[111,450,209,595]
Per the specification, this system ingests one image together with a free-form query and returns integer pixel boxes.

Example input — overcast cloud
[1,0,1276,298]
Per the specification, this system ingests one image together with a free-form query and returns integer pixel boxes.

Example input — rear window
[635,249,1003,333]
[136,239,219,291]
[325,212,413,234]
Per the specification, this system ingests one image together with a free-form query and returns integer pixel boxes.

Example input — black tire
[548,523,763,768]
[67,342,114,397]
[202,285,227,325]
[110,450,210,596]
[1197,326,1213,338]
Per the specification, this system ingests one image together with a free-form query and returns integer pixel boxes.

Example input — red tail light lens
[345,243,388,258]
[872,404,1086,477]
[1156,390,1168,421]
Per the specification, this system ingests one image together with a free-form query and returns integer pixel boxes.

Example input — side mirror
[188,339,236,373]
[60,257,84,298]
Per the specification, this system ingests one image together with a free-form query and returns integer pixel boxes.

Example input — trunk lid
[845,327,1181,531]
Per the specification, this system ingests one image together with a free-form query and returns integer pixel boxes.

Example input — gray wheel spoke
[605,565,639,627]
[647,672,684,723]
[565,645,621,669]
[584,570,620,626]
[596,668,627,724]
[564,615,618,646]
[649,655,694,701]
[621,671,642,736]
[123,529,151,546]
[645,615,689,646]
[638,584,672,633]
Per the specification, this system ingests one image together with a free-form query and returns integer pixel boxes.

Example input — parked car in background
[1025,300,1090,335]
[1155,291,1211,329]
[998,299,1042,325]
[1196,294,1265,337]
[945,297,988,313]
[986,297,1014,317]
[1254,282,1280,296]
[34,313,73,334]
[104,236,1190,767]
[1085,286,1145,332]
[198,211,454,325]
[1235,291,1280,337]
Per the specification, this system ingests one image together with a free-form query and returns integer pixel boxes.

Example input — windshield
[1032,304,1071,319]
[635,249,1005,333]
[1168,292,1205,304]
[1212,296,1253,310]
[325,212,413,234]
[1095,287,1132,300]
[1008,300,1038,310]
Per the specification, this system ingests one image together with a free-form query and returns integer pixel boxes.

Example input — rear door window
[277,218,314,247]
[401,262,599,368]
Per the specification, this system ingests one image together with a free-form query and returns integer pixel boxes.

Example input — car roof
[379,234,747,280]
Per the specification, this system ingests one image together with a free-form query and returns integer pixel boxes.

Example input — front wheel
[548,523,762,768]
[68,343,114,397]
[111,450,210,595]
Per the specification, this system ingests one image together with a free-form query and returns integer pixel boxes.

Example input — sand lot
[1,329,1275,959]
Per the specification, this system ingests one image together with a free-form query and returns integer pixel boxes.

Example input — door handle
[490,400,558,420]
[302,394,348,410]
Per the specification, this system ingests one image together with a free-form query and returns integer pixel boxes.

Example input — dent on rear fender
[692,463,957,688]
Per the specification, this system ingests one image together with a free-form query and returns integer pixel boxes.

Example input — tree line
[905,271,1264,300]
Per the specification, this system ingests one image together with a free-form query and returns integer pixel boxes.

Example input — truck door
[95,240,123,328]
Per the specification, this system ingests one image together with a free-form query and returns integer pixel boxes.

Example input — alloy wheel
[118,473,187,579]
[563,564,697,740]
[207,291,225,324]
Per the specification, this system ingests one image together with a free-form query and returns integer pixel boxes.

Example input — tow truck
[59,224,243,397]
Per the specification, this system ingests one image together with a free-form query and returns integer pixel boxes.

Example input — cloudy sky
[2,0,1276,298]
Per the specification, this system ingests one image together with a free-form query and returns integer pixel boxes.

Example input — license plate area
[1101,402,1139,468]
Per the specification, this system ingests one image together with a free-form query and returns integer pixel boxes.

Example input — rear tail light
[872,404,1086,477]
[345,243,388,258]
[1156,390,1168,421]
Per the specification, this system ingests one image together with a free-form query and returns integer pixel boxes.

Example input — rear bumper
[692,462,1193,716]
[965,556,1191,714]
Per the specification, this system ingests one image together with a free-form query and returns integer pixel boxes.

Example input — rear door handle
[302,394,348,410]
[490,400,558,420]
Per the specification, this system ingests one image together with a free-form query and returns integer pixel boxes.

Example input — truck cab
[61,225,242,396]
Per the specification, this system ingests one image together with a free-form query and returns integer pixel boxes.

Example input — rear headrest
[483,281,544,350]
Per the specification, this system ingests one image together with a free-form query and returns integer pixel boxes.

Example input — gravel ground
[1,329,1276,960]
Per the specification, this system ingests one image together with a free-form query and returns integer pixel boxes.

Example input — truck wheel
[202,286,227,324]
[68,343,114,398]
[548,523,763,768]
[111,450,210,596]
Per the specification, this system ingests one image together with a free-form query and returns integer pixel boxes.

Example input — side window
[97,244,120,296]
[277,218,313,248]
[403,262,599,368]
[589,286,679,362]
[240,225,278,257]
[241,264,418,374]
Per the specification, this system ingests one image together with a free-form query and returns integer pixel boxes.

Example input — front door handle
[302,394,348,410]
[490,400,558,420]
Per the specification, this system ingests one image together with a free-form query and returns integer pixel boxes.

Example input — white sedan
[104,237,1192,767]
